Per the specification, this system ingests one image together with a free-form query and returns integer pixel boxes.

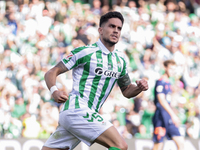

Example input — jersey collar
[96,39,116,56]
[159,75,170,83]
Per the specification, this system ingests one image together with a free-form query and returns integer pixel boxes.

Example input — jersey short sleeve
[61,46,88,70]
[116,52,130,87]
[119,53,128,78]
[62,52,76,70]
[155,80,165,94]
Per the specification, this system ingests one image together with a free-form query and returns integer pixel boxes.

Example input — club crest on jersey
[117,61,121,70]
[95,67,120,78]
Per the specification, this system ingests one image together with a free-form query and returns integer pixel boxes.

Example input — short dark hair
[163,59,176,67]
[99,11,124,27]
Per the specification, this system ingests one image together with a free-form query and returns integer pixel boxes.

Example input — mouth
[111,35,118,40]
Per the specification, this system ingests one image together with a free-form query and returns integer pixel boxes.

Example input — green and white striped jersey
[60,39,128,112]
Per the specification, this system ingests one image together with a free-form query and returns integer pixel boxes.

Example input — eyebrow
[109,23,122,30]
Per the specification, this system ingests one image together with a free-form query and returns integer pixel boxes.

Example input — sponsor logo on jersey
[63,53,73,64]
[95,67,103,75]
[95,67,120,78]
[156,85,163,92]
[154,127,166,141]
[65,53,73,60]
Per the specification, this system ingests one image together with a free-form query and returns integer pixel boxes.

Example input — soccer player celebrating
[41,11,148,150]
[152,60,184,150]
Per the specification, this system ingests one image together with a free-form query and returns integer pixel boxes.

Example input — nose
[113,27,118,33]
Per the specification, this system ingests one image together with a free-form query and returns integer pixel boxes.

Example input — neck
[100,38,115,52]
[162,73,170,81]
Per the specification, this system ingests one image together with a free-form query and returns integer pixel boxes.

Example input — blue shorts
[152,108,181,143]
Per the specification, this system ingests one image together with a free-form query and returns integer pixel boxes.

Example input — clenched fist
[136,79,148,91]
[52,90,69,103]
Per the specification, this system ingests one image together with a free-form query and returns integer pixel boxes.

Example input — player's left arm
[118,73,148,98]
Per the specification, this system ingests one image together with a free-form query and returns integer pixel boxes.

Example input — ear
[98,27,103,35]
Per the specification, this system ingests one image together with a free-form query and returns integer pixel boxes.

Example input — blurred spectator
[29,0,44,19]
[36,9,53,36]
[11,92,26,119]
[126,108,141,136]
[39,102,59,136]
[91,0,102,15]
[140,101,155,136]
[54,1,67,23]
[75,27,89,45]
[112,119,132,139]
[7,12,17,35]
[22,113,41,138]
[134,124,151,139]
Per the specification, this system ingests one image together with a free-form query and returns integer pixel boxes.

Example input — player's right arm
[157,93,180,127]
[44,61,69,103]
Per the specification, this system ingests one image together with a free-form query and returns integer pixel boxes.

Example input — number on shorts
[83,112,103,122]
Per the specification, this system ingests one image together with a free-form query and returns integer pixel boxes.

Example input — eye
[110,25,115,28]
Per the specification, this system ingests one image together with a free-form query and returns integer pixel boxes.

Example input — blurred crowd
[0,0,200,140]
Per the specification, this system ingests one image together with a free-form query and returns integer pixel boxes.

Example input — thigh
[152,142,164,150]
[59,108,113,147]
[166,124,181,140]
[172,136,184,150]
[153,119,166,143]
[43,125,81,150]
[94,126,127,148]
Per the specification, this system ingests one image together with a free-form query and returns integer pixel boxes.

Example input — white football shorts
[44,107,113,149]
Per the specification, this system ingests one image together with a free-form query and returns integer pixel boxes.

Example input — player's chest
[164,84,172,94]
[164,84,172,103]
[85,54,123,79]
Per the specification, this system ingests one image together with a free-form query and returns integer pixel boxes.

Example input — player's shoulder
[72,43,99,54]
[114,49,127,60]
[156,78,166,85]
[114,49,124,55]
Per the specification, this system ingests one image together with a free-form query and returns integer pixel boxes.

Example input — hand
[135,79,148,91]
[52,90,69,103]
[171,114,180,127]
